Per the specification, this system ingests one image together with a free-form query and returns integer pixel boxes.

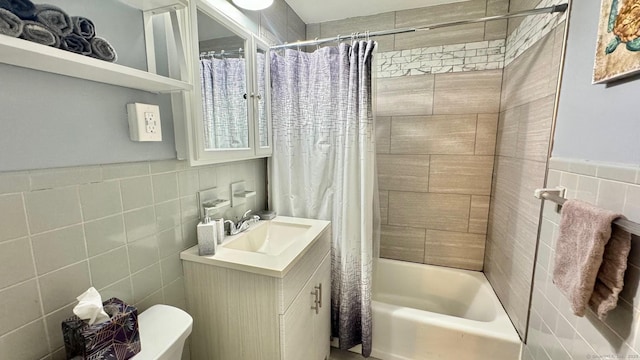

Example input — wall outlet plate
[127,103,162,142]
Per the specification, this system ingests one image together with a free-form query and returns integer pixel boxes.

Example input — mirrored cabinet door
[196,8,252,153]
[254,37,272,156]
[178,1,274,166]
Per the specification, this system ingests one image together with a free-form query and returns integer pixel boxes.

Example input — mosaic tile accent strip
[504,0,568,66]
[375,40,506,78]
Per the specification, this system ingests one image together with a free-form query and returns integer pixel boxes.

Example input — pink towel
[552,199,631,320]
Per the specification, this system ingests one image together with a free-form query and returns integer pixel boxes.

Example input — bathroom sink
[223,221,312,255]
[180,216,330,277]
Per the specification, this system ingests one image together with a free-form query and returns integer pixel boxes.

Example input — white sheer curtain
[269,41,379,357]
[199,57,249,149]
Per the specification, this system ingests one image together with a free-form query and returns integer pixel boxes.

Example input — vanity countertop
[180,216,330,278]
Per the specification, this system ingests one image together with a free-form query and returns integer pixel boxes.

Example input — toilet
[132,305,193,360]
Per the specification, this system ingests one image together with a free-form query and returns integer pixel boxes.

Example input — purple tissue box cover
[62,298,141,360]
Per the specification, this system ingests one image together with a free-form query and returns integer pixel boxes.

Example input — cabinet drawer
[277,228,331,314]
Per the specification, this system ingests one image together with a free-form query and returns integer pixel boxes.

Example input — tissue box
[62,298,141,360]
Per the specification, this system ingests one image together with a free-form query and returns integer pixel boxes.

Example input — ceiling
[286,0,469,24]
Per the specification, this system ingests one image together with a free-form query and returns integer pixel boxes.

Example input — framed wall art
[594,0,640,83]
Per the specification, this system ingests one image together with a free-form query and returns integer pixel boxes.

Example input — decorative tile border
[504,0,567,66]
[375,40,506,78]
[373,0,568,78]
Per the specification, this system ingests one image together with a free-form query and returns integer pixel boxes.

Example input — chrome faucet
[225,210,260,235]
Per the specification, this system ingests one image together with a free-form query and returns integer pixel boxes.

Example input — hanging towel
[21,20,59,47]
[0,0,36,20]
[35,4,72,37]
[90,36,117,62]
[62,33,91,55]
[552,199,631,320]
[0,7,23,37]
[71,16,94,40]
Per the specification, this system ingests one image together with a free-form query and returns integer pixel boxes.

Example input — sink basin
[223,221,312,255]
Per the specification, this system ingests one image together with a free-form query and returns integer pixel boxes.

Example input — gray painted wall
[553,1,640,166]
[0,0,175,171]
[0,0,306,172]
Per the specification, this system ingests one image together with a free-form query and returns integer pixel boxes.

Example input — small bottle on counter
[213,218,225,244]
[197,217,217,256]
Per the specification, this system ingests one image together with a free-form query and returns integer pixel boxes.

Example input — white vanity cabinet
[182,221,331,360]
[281,254,331,360]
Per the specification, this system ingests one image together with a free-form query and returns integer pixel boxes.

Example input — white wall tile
[0,280,42,336]
[527,157,640,358]
[79,181,122,221]
[31,225,86,275]
[24,188,82,235]
[0,194,28,242]
[0,238,35,289]
[84,215,126,257]
[89,247,130,289]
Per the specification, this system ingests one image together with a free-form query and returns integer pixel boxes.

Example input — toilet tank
[132,305,193,360]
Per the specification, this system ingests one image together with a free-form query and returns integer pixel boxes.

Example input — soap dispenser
[197,217,217,256]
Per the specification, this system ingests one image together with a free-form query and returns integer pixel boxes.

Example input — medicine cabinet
[176,0,272,166]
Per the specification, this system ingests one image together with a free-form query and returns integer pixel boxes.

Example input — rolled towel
[0,7,23,37]
[35,4,72,37]
[0,0,36,20]
[21,20,59,47]
[0,0,9,12]
[71,16,94,40]
[90,36,117,62]
[61,33,91,55]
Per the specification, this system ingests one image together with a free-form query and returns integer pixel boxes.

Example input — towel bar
[537,191,640,236]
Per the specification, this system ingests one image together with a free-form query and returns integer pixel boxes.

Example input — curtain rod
[270,3,569,50]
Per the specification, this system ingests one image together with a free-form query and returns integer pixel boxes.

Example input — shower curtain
[199,57,249,149]
[269,41,378,357]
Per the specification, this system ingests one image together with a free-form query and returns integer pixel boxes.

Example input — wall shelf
[119,0,188,14]
[0,34,192,93]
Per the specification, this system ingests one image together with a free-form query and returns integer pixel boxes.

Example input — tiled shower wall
[523,159,640,359]
[483,0,566,337]
[0,159,267,360]
[309,0,510,271]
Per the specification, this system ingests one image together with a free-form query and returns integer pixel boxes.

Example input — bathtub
[352,258,522,360]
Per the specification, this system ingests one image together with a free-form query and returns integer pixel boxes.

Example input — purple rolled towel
[90,36,117,62]
[35,4,72,36]
[72,16,94,40]
[62,33,91,55]
[0,0,36,21]
[0,7,23,37]
[21,20,59,47]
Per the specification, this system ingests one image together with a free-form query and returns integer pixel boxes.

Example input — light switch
[127,103,162,142]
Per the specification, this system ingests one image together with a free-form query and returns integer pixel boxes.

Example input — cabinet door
[184,0,256,165]
[313,255,332,360]
[253,36,272,157]
[281,279,316,360]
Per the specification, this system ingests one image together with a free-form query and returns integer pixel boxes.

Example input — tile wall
[309,0,511,271]
[523,158,640,359]
[483,1,566,337]
[0,159,267,360]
